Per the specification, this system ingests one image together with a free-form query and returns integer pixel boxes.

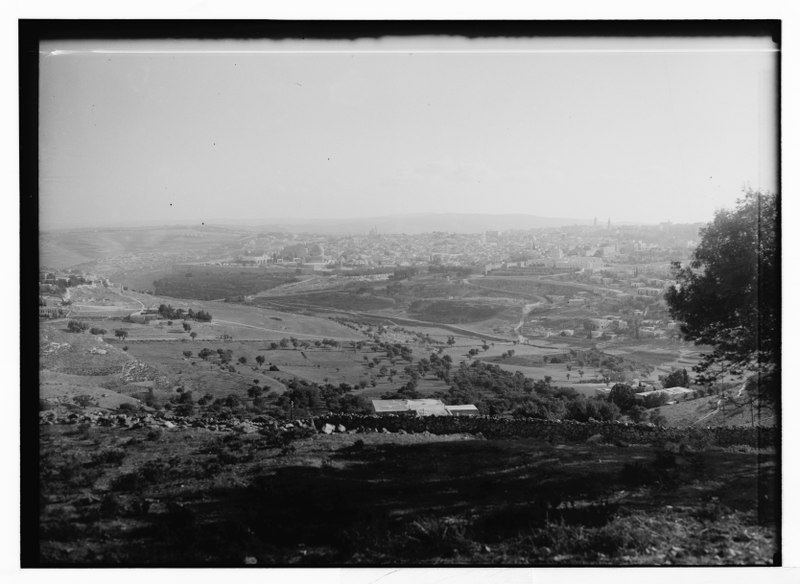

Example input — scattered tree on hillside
[661,368,691,389]
[627,404,648,423]
[256,355,265,368]
[608,383,637,412]
[190,332,197,341]
[665,190,778,404]
[649,409,668,426]
[114,328,129,341]
[67,320,89,333]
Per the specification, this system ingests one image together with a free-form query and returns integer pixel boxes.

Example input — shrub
[649,409,668,426]
[661,368,690,388]
[67,320,90,333]
[73,394,96,408]
[608,384,637,412]
[90,448,127,466]
[403,515,474,558]
[117,402,138,413]
[90,327,107,335]
[175,403,195,417]
[641,393,669,409]
[565,397,620,422]
[146,428,163,441]
[109,460,168,491]
[627,405,648,423]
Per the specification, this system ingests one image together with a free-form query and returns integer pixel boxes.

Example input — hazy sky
[39,36,778,229]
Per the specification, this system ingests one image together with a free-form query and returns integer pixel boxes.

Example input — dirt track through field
[212,318,329,339]
[257,297,509,342]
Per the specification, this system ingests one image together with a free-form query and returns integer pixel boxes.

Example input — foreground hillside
[38,415,776,566]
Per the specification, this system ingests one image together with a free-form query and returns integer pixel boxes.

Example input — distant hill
[250,213,593,234]
[38,213,604,269]
[39,225,250,270]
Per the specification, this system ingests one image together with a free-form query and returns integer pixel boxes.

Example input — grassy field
[153,266,298,300]
[407,299,512,324]
[38,425,777,566]
[38,280,779,567]
[256,290,397,312]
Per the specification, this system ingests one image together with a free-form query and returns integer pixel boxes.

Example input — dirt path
[120,292,146,310]
[212,318,328,340]
[469,273,626,297]
[464,277,549,303]
[257,298,510,342]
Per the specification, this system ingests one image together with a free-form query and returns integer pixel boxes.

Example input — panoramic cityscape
[32,30,779,567]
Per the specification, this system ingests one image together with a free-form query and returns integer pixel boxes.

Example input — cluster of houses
[39,306,66,319]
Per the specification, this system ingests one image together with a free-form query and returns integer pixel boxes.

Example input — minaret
[607,218,611,230]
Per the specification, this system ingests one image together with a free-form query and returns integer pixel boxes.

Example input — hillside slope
[651,394,776,429]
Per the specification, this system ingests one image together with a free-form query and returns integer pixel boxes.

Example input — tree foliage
[661,368,690,389]
[67,320,89,333]
[608,383,637,412]
[665,190,778,401]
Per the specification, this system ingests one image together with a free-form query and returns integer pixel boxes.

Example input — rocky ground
[36,412,778,566]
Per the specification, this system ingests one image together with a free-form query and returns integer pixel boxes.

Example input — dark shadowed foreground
[39,425,776,566]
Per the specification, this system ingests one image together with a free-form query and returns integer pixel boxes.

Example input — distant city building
[39,306,64,319]
[240,254,270,265]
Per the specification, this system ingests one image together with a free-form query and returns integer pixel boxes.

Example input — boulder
[322,423,335,435]
[586,433,603,444]
[336,424,346,433]
[163,420,176,429]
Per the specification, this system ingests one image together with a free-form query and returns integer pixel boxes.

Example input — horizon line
[40,216,706,232]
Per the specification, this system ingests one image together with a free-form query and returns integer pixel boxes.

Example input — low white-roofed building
[372,399,477,417]
[635,386,695,401]
[445,404,480,416]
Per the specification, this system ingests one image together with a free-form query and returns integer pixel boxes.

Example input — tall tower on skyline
[593,216,597,227]
[607,218,611,230]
